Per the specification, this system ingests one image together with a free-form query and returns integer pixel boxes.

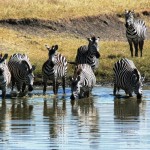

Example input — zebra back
[8,53,35,91]
[75,36,100,70]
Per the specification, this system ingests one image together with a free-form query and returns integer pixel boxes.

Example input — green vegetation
[0,0,150,84]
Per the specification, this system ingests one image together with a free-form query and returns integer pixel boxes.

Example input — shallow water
[0,86,150,150]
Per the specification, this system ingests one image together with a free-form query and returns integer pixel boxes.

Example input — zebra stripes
[113,58,144,99]
[8,53,36,93]
[0,54,11,98]
[70,64,96,100]
[42,44,67,95]
[125,10,146,57]
[75,36,100,71]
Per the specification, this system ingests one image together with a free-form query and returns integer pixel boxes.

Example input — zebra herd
[0,10,147,99]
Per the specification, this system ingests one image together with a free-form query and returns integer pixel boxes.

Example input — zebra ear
[3,54,8,60]
[0,54,8,63]
[87,38,92,42]
[125,9,128,14]
[45,44,50,50]
[32,65,36,71]
[55,45,58,50]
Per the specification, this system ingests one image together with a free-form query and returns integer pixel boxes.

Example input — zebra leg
[62,77,66,94]
[16,82,22,93]
[133,40,138,57]
[22,83,26,92]
[11,75,15,91]
[2,90,6,99]
[128,41,133,57]
[56,81,59,95]
[113,84,117,96]
[43,81,47,95]
[53,79,57,95]
[139,40,144,57]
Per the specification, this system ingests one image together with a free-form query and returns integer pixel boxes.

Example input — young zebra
[8,53,36,93]
[125,10,146,57]
[70,64,96,100]
[113,58,144,99]
[0,54,11,98]
[42,45,67,95]
[75,36,100,71]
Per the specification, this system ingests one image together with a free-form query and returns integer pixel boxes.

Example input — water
[0,86,150,150]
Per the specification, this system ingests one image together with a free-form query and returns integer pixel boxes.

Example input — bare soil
[0,13,150,41]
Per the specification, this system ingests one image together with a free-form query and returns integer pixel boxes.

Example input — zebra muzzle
[70,94,75,100]
[28,85,33,91]
[96,52,100,58]
[0,69,3,75]
[137,93,142,99]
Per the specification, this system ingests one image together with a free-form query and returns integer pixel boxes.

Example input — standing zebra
[8,53,36,93]
[0,54,11,98]
[113,58,144,99]
[70,64,96,100]
[75,36,100,71]
[125,10,146,57]
[42,44,67,95]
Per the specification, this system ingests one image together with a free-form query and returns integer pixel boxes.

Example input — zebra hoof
[10,91,18,98]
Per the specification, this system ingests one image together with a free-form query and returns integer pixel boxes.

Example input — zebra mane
[10,53,32,69]
[133,68,140,82]
[121,58,136,69]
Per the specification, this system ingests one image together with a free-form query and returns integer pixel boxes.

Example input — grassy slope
[0,0,150,83]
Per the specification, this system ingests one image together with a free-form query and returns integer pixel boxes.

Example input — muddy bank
[0,13,150,41]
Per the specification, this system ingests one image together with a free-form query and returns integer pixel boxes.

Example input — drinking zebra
[42,44,67,95]
[70,64,96,100]
[125,10,146,57]
[75,36,100,71]
[113,58,144,99]
[0,54,11,98]
[8,53,36,93]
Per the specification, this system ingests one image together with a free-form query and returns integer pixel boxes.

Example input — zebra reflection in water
[43,98,66,139]
[71,97,100,142]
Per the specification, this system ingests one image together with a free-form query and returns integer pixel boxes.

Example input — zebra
[42,44,67,95]
[113,58,144,99]
[0,54,11,98]
[70,64,96,100]
[75,36,100,71]
[8,53,36,93]
[125,10,146,57]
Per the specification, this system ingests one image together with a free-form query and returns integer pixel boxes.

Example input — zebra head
[70,66,82,100]
[70,76,82,100]
[132,69,144,99]
[22,60,36,91]
[87,36,100,58]
[125,10,134,28]
[45,44,58,61]
[0,54,8,76]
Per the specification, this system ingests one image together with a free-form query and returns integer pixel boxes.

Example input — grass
[0,0,150,84]
[0,0,150,20]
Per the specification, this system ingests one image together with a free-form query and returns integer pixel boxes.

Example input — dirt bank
[0,13,149,41]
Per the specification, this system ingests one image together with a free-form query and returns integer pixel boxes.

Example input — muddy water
[0,86,150,150]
